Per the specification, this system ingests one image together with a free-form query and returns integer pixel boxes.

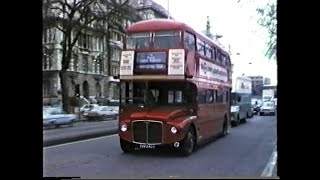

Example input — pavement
[43,115,277,178]
[43,119,118,147]
[273,163,278,177]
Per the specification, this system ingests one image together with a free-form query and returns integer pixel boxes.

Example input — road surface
[44,115,277,178]
[43,120,118,144]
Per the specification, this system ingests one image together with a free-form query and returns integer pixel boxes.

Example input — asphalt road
[43,120,118,143]
[43,115,277,178]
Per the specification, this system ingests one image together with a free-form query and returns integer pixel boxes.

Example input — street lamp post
[167,0,170,19]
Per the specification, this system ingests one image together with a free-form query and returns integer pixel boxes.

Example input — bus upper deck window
[154,31,181,49]
[126,33,150,49]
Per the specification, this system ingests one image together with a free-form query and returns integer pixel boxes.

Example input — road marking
[169,176,180,178]
[261,145,277,177]
[43,134,118,150]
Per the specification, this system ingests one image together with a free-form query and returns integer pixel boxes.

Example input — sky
[153,0,277,85]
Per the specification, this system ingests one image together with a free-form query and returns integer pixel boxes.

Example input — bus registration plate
[139,144,155,149]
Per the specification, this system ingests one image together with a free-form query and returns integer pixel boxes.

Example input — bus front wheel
[120,139,134,153]
[180,128,196,156]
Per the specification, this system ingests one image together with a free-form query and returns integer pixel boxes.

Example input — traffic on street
[43,0,278,178]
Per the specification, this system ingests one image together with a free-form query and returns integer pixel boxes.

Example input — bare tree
[43,0,140,113]
[104,0,142,80]
[256,2,276,60]
[237,0,277,60]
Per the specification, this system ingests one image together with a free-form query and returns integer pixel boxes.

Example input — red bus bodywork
[118,19,232,155]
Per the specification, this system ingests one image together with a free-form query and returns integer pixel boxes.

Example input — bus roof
[127,19,228,54]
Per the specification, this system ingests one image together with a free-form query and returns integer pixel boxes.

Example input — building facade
[264,77,271,85]
[248,76,264,97]
[43,0,170,106]
[43,26,111,105]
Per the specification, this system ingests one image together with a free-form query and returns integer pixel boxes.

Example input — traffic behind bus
[230,76,253,126]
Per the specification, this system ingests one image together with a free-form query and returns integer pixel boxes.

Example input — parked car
[259,101,276,116]
[80,104,99,113]
[43,108,77,128]
[83,106,119,121]
[251,100,262,115]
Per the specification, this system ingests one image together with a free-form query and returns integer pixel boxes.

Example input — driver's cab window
[144,89,158,104]
[168,90,182,103]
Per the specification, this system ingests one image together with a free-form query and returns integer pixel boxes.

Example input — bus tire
[120,139,134,153]
[241,114,247,123]
[221,118,229,137]
[180,127,196,156]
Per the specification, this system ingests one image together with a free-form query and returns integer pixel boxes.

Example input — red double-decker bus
[118,19,232,156]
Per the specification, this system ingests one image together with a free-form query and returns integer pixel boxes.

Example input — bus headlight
[170,127,178,134]
[120,124,128,132]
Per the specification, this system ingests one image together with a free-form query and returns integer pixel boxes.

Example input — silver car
[43,108,77,128]
[83,106,119,121]
[259,102,276,116]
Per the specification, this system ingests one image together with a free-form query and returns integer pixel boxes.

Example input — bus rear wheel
[179,128,196,156]
[221,119,229,137]
[120,139,134,153]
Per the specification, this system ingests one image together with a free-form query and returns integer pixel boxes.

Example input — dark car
[251,100,262,115]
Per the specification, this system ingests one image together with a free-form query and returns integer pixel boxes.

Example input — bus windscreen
[153,31,181,49]
[126,33,150,49]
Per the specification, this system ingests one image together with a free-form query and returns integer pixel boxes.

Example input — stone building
[43,0,170,106]
[247,76,264,97]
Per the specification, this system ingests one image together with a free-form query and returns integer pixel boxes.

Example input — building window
[99,57,104,73]
[43,80,50,96]
[112,47,121,61]
[112,65,118,76]
[143,14,147,19]
[117,33,123,41]
[83,55,89,72]
[43,47,53,70]
[92,59,97,73]
[93,57,103,74]
[43,28,56,43]
[70,53,78,71]
[78,33,92,50]
[96,83,101,97]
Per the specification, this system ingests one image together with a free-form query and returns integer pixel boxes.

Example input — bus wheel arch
[190,122,197,145]
[180,123,197,156]
[222,114,229,136]
[185,121,198,146]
